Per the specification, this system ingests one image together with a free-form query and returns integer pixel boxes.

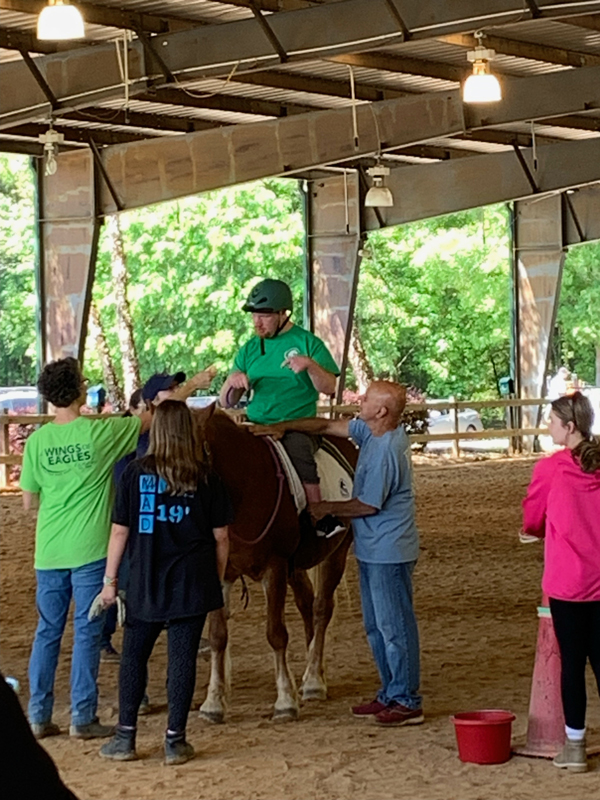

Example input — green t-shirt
[233,324,339,425]
[20,415,141,570]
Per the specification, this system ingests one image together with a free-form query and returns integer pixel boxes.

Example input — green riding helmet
[242,279,293,314]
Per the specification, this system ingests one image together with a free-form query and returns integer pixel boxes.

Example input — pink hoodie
[523,449,600,602]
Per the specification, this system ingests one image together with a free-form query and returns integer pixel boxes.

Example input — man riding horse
[220,278,343,535]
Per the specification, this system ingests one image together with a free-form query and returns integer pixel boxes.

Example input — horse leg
[262,558,299,721]
[288,568,315,649]
[199,581,232,724]
[301,536,352,701]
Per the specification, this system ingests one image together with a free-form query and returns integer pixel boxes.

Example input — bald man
[251,381,422,727]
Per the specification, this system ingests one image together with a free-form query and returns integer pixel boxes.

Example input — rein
[228,436,285,546]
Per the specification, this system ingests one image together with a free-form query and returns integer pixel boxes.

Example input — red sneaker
[351,699,388,718]
[374,703,424,726]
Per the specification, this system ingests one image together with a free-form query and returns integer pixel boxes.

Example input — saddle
[269,437,354,513]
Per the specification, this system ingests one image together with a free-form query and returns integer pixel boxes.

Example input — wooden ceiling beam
[229,70,407,102]
[329,52,466,83]
[6,121,145,145]
[440,32,600,68]
[64,107,223,134]
[139,86,314,117]
[558,13,600,33]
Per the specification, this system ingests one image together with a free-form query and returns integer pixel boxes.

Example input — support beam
[3,0,600,127]
[8,122,148,146]
[97,64,600,213]
[137,87,314,117]
[307,172,363,397]
[36,149,101,363]
[440,32,600,68]
[329,52,466,83]
[513,195,565,439]
[360,137,600,229]
[228,70,407,101]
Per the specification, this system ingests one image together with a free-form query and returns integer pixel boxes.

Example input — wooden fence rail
[0,397,550,484]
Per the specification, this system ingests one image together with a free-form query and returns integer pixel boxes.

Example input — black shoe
[99,726,137,761]
[100,643,121,663]
[164,731,195,765]
[316,514,346,539]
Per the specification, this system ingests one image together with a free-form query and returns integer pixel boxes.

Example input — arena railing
[0,398,550,487]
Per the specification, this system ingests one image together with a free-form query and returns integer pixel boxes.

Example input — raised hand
[192,365,218,390]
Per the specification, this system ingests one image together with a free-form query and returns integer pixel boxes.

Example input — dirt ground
[3,455,600,800]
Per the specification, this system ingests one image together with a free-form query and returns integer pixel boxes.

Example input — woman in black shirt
[99,400,230,765]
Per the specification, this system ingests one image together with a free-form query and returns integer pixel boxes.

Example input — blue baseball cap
[142,371,186,402]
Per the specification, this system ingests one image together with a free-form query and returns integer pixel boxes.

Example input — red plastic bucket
[451,710,516,764]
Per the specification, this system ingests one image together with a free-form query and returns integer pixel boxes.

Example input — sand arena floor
[3,456,600,800]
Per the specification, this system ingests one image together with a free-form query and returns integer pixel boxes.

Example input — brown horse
[193,405,358,722]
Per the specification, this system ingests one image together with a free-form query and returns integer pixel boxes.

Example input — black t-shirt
[112,461,232,622]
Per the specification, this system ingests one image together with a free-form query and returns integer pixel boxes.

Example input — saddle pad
[269,438,354,514]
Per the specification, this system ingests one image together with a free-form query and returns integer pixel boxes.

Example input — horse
[193,405,358,722]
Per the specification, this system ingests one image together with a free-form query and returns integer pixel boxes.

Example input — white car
[0,388,39,413]
[427,407,484,435]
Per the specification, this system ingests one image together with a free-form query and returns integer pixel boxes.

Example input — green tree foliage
[0,156,520,401]
[0,155,36,386]
[88,179,304,389]
[356,206,512,399]
[554,242,600,384]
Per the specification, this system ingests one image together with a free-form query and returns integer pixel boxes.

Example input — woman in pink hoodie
[523,391,600,773]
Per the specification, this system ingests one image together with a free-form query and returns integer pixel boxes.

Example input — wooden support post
[452,397,460,458]
[307,172,363,401]
[0,410,10,488]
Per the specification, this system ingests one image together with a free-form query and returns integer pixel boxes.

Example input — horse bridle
[227,436,285,546]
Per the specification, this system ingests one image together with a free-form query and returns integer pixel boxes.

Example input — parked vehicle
[0,388,39,413]
[427,407,484,435]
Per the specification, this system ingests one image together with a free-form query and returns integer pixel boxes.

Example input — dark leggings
[550,598,600,729]
[119,614,206,732]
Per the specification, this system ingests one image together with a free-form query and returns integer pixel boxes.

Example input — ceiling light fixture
[365,164,393,207]
[463,31,501,104]
[38,125,65,176]
[37,0,84,41]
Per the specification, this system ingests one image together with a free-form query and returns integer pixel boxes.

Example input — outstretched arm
[171,366,218,402]
[311,498,377,520]
[251,416,350,439]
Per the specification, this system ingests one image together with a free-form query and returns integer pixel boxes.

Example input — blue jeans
[358,559,422,709]
[28,558,106,726]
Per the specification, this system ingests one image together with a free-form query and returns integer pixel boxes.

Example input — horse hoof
[272,707,299,722]
[302,687,327,701]
[199,709,225,724]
